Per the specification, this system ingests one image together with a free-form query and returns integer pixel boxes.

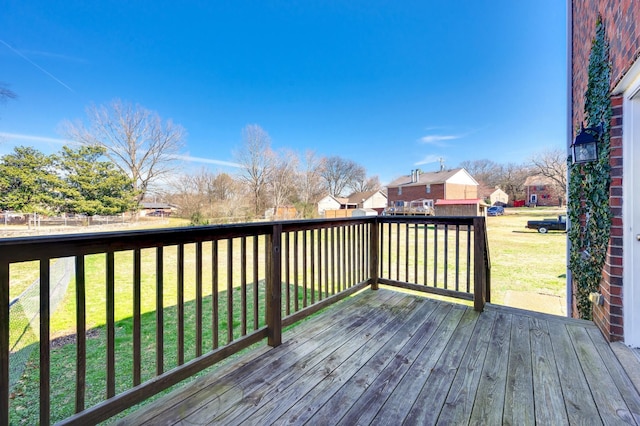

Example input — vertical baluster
[177,244,184,365]
[331,227,336,295]
[466,225,472,293]
[404,223,409,281]
[106,252,115,398]
[75,256,87,411]
[40,259,51,425]
[324,228,329,297]
[413,222,418,283]
[341,226,346,290]
[294,231,299,311]
[195,242,203,357]
[156,247,164,374]
[455,225,460,292]
[310,230,315,304]
[387,223,392,279]
[318,228,324,300]
[253,236,259,330]
[227,239,233,344]
[285,232,290,315]
[395,223,400,280]
[241,237,247,336]
[444,225,449,289]
[379,221,384,278]
[423,222,428,286]
[212,240,219,349]
[132,250,141,386]
[433,225,438,287]
[302,231,308,307]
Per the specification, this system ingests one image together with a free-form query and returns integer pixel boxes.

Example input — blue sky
[0,1,566,184]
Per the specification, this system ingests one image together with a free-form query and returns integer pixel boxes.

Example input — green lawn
[485,207,567,314]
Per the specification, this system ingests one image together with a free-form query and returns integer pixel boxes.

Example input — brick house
[386,168,478,212]
[523,175,564,207]
[570,1,640,346]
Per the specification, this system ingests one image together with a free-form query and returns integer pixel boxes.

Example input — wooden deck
[120,288,640,425]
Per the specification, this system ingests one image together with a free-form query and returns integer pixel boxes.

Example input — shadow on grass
[10,281,321,425]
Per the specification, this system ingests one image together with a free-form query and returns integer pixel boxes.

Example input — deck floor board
[118,288,640,426]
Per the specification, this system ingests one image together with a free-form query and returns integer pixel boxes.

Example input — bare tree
[64,99,186,203]
[459,159,501,187]
[349,175,381,193]
[320,156,366,197]
[235,124,275,216]
[269,149,299,210]
[530,149,568,205]
[296,150,325,217]
[497,162,533,203]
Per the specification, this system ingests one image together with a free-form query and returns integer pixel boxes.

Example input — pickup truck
[526,215,567,233]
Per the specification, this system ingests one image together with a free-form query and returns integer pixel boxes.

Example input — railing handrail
[0,215,490,426]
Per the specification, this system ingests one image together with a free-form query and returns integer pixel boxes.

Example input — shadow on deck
[120,288,640,425]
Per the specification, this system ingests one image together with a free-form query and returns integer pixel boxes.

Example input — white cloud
[419,134,460,146]
[0,132,73,145]
[172,154,242,168]
[415,155,443,166]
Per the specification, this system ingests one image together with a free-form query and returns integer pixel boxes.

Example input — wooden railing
[0,216,489,425]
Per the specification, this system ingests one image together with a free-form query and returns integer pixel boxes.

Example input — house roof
[141,202,176,209]
[434,198,485,206]
[523,175,556,187]
[387,168,478,188]
[346,190,386,204]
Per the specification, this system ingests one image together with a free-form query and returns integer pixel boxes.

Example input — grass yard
[486,207,567,315]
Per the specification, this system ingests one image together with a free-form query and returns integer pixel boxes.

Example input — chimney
[416,169,420,182]
[410,169,415,183]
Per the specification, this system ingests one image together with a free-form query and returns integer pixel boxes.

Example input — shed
[434,199,488,217]
[351,208,378,217]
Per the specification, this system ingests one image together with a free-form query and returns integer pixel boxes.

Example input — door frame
[621,63,640,347]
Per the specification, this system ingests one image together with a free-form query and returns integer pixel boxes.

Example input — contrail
[0,39,75,93]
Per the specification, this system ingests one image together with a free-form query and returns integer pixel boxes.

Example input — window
[426,184,431,194]
[398,187,402,195]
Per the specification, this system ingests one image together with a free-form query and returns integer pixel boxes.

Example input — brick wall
[590,95,625,341]
[572,0,640,129]
[571,2,640,341]
[387,184,444,206]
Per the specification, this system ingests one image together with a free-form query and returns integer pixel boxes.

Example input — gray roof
[387,168,469,188]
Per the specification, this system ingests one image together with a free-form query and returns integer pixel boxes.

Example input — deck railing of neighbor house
[0,215,489,425]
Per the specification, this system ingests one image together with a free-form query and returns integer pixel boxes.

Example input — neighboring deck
[121,288,640,425]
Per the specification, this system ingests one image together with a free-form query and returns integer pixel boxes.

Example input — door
[530,194,537,205]
[623,82,640,347]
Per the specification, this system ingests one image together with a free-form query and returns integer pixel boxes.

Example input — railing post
[267,224,282,347]
[370,219,379,290]
[473,217,487,312]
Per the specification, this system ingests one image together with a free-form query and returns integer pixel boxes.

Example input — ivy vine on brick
[568,16,612,320]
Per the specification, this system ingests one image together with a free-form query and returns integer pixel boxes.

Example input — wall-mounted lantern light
[571,123,602,164]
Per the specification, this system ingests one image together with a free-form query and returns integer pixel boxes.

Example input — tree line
[164,124,381,222]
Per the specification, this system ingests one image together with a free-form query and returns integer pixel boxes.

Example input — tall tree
[57,145,136,215]
[349,175,381,193]
[459,159,501,187]
[320,156,365,197]
[64,99,186,204]
[235,124,274,216]
[0,146,61,214]
[269,149,299,210]
[297,150,326,217]
[530,148,568,205]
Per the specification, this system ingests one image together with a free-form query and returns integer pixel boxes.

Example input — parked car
[526,215,567,233]
[487,206,504,216]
